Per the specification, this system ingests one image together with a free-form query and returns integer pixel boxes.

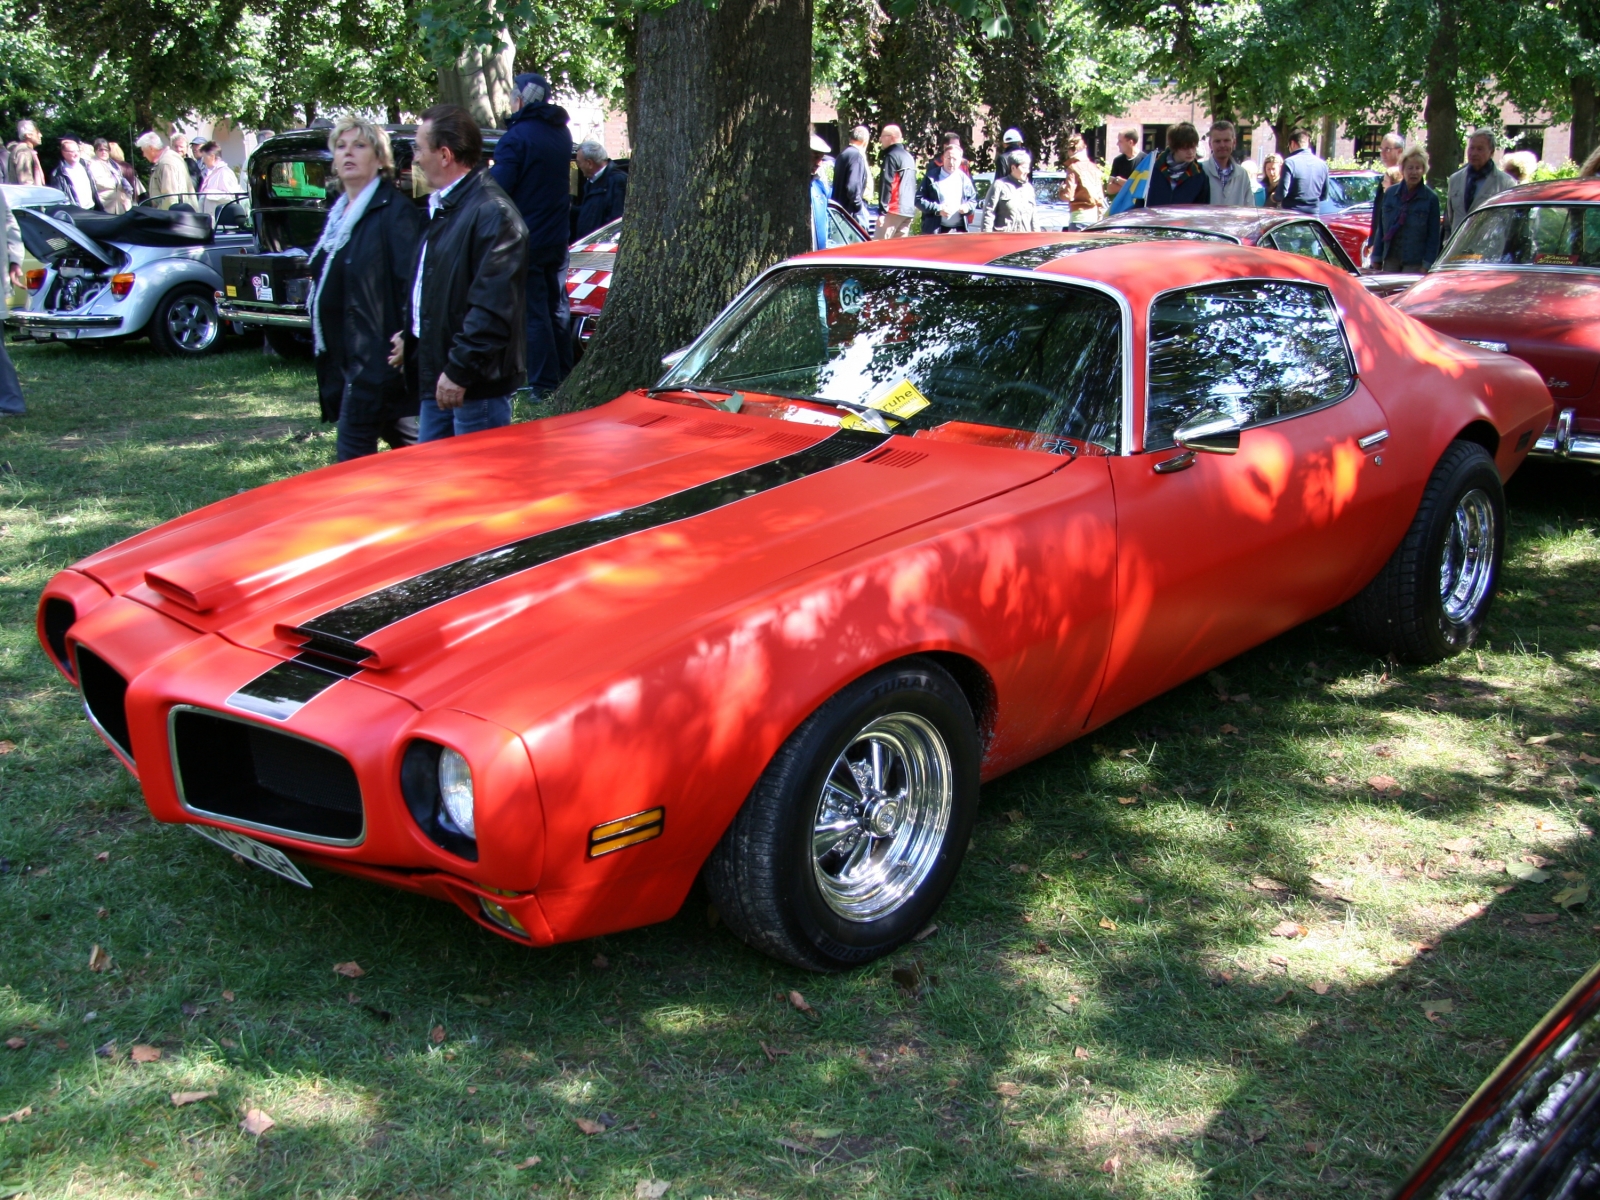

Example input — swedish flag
[1107,151,1155,215]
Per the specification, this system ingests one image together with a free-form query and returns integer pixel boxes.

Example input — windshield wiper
[645,381,744,412]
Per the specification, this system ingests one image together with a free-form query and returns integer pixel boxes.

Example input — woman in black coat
[310,118,424,461]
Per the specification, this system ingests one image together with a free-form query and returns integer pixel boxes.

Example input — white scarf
[310,176,382,356]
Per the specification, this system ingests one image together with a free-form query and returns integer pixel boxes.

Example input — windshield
[1331,175,1380,207]
[660,266,1124,451]
[1442,204,1600,269]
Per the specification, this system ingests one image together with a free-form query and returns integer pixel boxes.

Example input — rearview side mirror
[1173,410,1242,455]
[660,346,690,369]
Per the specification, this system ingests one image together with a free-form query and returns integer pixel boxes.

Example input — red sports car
[1393,178,1600,464]
[38,233,1549,970]
[1324,169,1385,264]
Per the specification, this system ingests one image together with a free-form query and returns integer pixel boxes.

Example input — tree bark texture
[1423,0,1461,187]
[1574,74,1597,166]
[556,0,813,410]
[437,35,517,127]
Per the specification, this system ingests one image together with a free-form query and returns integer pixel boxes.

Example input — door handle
[1153,450,1196,474]
[1358,429,1389,450]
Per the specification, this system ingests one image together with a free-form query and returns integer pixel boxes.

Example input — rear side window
[1267,222,1335,265]
[1145,281,1355,450]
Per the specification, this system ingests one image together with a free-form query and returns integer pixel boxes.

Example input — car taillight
[111,273,135,299]
[24,269,45,291]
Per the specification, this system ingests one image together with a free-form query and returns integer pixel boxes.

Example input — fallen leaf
[1496,884,1516,894]
[1523,854,1553,868]
[1098,917,1117,931]
[1220,723,1240,735]
[1527,733,1564,745]
[775,1137,819,1155]
[1002,809,1023,823]
[995,1081,1022,1096]
[94,851,109,863]
[181,1002,207,1017]
[96,907,108,918]
[1554,884,1590,909]
[1463,902,1486,917]
[1422,999,1454,1017]
[758,1040,791,1063]
[88,944,110,973]
[912,923,939,942]
[1579,753,1600,765]
[1116,796,1138,805]
[221,1038,237,1048]
[1524,912,1560,925]
[511,1155,542,1169]
[1273,989,1294,1004]
[430,1025,446,1044]
[333,961,364,979]
[0,738,15,754]
[1100,1154,1121,1175]
[130,1044,161,1063]
[171,1090,217,1107]
[1009,862,1032,872]
[811,1126,844,1138]
[1074,1046,1091,1060]
[1138,782,1160,795]
[1269,921,1308,938]
[1413,941,1438,954]
[635,1181,670,1200]
[1303,1139,1325,1155]
[53,1037,67,1050]
[1217,970,1235,983]
[1439,837,1478,853]
[0,1107,30,1124]
[1070,850,1088,860]
[1118,748,1138,758]
[240,1109,276,1135]
[1507,860,1551,883]
[782,991,814,1018]
[892,962,926,994]
[592,953,610,969]
[1310,981,1330,995]
[1367,775,1400,792]
[1268,954,1289,968]
[575,1117,609,1136]
[1485,860,1507,873]
[1252,876,1289,891]
[95,1039,117,1058]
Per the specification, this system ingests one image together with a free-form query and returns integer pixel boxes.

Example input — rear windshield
[263,159,333,201]
[1443,204,1600,269]
[1329,175,1380,207]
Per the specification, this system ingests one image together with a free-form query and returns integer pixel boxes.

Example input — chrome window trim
[1142,276,1360,453]
[167,703,367,849]
[655,256,1137,456]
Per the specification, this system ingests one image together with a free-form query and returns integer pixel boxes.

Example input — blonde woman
[1063,133,1105,226]
[1501,150,1537,184]
[308,117,424,461]
[1373,147,1441,272]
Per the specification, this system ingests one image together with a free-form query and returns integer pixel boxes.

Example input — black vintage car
[217,125,503,355]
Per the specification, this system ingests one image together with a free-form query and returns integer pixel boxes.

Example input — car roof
[1481,178,1600,207]
[1091,205,1311,242]
[255,126,505,155]
[800,230,1358,307]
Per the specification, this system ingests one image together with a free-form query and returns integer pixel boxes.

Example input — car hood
[1396,269,1600,401]
[79,395,1066,712]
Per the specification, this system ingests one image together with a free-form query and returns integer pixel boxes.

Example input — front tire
[148,286,222,357]
[704,657,981,972]
[1346,440,1504,662]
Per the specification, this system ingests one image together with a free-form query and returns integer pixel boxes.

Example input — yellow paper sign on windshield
[871,379,931,419]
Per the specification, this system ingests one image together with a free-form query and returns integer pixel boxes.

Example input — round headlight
[438,748,475,838]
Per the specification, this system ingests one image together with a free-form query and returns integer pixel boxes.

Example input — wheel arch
[1453,419,1500,458]
[913,650,998,756]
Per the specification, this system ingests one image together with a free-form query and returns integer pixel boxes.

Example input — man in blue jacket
[1275,128,1330,214]
[490,72,572,397]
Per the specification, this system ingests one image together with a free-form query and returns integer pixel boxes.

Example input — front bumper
[6,310,125,337]
[1531,408,1600,463]
[217,299,310,329]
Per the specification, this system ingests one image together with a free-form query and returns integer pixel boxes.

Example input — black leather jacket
[313,182,424,424]
[405,168,529,403]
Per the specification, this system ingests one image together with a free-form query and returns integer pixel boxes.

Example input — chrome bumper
[217,300,310,330]
[6,310,125,334]
[1532,408,1600,463]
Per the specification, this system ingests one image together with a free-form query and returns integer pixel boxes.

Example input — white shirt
[61,160,94,208]
[411,172,467,337]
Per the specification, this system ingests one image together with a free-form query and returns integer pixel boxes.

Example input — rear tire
[704,657,980,972]
[263,326,313,359]
[1346,440,1504,663]
[148,286,222,357]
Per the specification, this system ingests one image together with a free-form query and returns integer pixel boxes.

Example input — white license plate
[190,825,312,888]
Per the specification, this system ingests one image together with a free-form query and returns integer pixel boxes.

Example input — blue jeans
[0,336,25,415]
[418,394,512,442]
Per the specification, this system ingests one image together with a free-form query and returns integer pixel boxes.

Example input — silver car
[7,193,255,357]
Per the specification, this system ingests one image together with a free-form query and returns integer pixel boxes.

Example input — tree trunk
[437,35,517,127]
[1573,74,1597,167]
[1422,0,1461,188]
[555,0,813,410]
[1319,114,1336,160]
[388,98,402,125]
[1207,79,1235,128]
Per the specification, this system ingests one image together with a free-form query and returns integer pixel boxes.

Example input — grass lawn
[2,334,1599,1200]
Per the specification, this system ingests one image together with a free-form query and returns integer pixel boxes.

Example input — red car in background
[1394,179,1600,464]
[1324,169,1385,265]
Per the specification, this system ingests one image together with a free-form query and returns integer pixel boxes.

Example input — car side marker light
[589,807,665,857]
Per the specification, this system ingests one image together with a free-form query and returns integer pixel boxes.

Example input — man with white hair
[50,137,102,209]
[572,140,626,240]
[834,125,870,227]
[7,120,44,187]
[490,70,573,397]
[1379,132,1405,173]
[1446,128,1515,232]
[136,131,197,209]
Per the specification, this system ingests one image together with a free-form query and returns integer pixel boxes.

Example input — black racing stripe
[227,652,362,721]
[295,427,890,658]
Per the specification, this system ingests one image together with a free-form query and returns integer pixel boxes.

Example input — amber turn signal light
[111,273,136,299]
[24,269,45,291]
[588,807,664,857]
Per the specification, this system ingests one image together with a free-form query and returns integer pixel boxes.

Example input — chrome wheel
[166,295,218,352]
[1440,487,1496,623]
[811,712,953,921]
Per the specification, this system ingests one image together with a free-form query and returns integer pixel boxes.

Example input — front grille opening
[172,710,363,842]
[42,598,75,675]
[76,647,131,758]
